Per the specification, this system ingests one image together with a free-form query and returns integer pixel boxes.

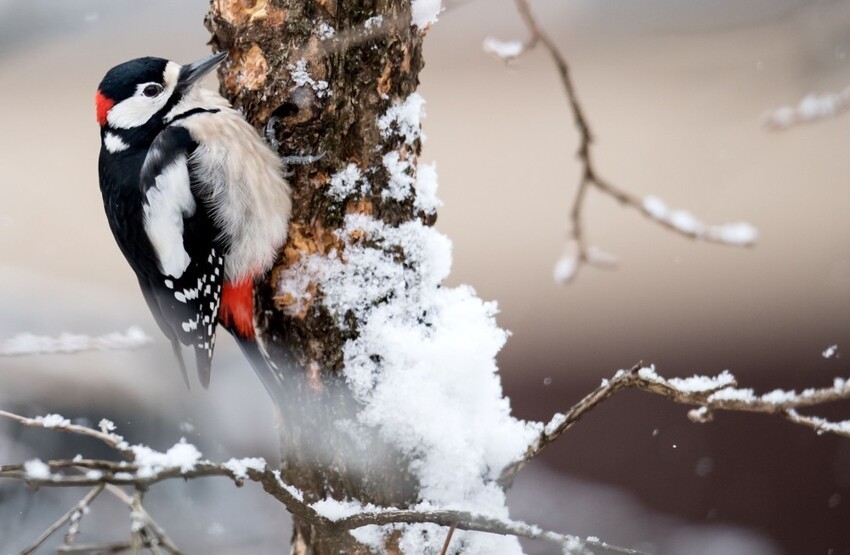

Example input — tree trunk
[206,1,429,552]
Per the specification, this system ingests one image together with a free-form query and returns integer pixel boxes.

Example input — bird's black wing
[138,125,224,388]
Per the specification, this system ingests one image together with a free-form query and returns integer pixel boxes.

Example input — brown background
[1,0,849,553]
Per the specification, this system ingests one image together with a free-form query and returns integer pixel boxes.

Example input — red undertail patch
[220,279,255,339]
[95,90,114,127]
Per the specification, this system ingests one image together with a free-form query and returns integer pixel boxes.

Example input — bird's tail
[170,337,191,389]
[228,332,288,406]
[219,277,288,404]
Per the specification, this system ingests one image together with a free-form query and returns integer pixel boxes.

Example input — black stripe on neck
[169,108,220,123]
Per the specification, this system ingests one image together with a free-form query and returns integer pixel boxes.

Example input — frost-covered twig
[488,0,757,284]
[56,541,156,553]
[0,411,134,458]
[331,508,644,554]
[0,410,638,554]
[21,484,104,555]
[764,87,850,130]
[0,327,151,357]
[502,364,850,482]
[102,484,181,554]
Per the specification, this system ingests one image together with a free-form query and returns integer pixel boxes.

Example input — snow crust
[483,37,524,59]
[278,212,541,552]
[544,412,567,435]
[708,387,756,402]
[364,16,383,30]
[315,23,335,39]
[382,151,416,201]
[788,410,850,435]
[311,497,380,522]
[279,89,539,552]
[36,413,71,428]
[24,458,52,480]
[1,327,151,356]
[223,457,267,480]
[377,93,426,145]
[766,88,850,129]
[411,0,442,30]
[131,439,202,478]
[327,163,368,200]
[553,254,578,284]
[667,370,735,393]
[289,59,330,98]
[823,345,839,359]
[273,470,304,501]
[414,162,442,214]
[642,195,758,246]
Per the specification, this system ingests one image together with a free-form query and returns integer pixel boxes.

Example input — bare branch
[102,484,181,555]
[490,0,757,284]
[502,364,850,482]
[20,484,104,555]
[56,541,153,553]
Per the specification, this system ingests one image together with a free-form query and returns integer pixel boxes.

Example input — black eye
[142,84,162,97]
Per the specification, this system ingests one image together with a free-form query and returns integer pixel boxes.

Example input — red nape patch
[95,90,114,127]
[220,280,255,339]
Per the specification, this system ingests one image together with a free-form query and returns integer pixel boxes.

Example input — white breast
[171,89,292,281]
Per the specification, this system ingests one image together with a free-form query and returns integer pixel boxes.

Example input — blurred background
[1,0,849,553]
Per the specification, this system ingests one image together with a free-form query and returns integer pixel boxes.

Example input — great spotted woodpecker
[96,52,291,389]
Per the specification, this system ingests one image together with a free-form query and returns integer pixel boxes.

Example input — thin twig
[20,484,104,555]
[104,484,181,555]
[501,0,756,283]
[439,521,457,555]
[0,411,133,459]
[129,489,145,555]
[501,364,850,482]
[330,508,645,554]
[56,542,150,553]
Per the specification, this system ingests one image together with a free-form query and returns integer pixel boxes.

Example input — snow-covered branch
[485,0,758,284]
[331,509,645,554]
[502,363,850,482]
[0,327,151,357]
[0,411,637,554]
[764,87,850,130]
[0,411,135,458]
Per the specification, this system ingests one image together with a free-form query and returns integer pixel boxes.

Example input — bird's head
[95,52,227,131]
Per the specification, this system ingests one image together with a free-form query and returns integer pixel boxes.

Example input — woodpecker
[96,52,291,390]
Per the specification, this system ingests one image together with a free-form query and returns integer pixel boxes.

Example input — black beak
[178,51,228,90]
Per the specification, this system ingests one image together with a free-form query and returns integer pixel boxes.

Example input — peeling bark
[206,1,428,551]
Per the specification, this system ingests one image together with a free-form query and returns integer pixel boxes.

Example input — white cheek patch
[103,132,129,153]
[106,66,180,130]
[107,94,164,129]
[142,155,196,278]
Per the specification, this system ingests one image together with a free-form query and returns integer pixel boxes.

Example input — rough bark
[206,1,428,552]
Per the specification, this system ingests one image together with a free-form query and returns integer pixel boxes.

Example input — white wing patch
[143,155,196,278]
